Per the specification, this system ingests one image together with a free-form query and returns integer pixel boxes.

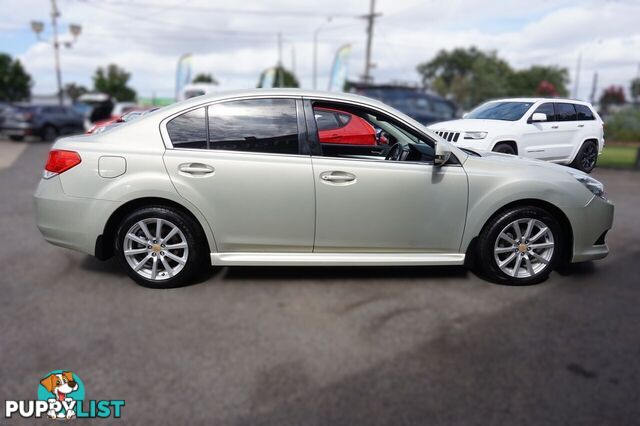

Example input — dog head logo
[37,370,85,420]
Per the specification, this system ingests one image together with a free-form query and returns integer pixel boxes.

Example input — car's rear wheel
[492,142,516,155]
[42,125,58,142]
[477,206,563,285]
[571,140,598,173]
[115,206,208,288]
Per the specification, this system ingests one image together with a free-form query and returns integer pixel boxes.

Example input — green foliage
[64,82,88,102]
[92,64,136,102]
[416,47,569,110]
[257,65,299,88]
[604,107,640,141]
[0,53,32,102]
[192,73,218,84]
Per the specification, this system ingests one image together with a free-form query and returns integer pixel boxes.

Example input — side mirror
[530,112,547,122]
[434,142,452,167]
[462,112,469,119]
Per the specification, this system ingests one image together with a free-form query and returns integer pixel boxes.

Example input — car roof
[484,97,593,105]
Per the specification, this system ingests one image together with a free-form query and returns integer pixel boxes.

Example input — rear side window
[315,109,340,131]
[554,103,577,121]
[207,99,299,154]
[531,103,555,121]
[575,104,595,120]
[167,107,208,149]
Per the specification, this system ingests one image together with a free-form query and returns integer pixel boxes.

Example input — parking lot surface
[1,138,639,425]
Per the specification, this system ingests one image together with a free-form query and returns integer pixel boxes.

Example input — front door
[162,98,315,252]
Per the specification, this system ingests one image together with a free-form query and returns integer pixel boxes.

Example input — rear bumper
[34,177,119,256]
[568,195,614,262]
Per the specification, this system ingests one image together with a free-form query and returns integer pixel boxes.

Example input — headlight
[569,171,605,198]
[463,131,487,140]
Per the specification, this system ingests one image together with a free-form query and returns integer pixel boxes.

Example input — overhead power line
[96,0,360,19]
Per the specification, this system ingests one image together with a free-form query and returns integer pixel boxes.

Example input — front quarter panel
[460,155,594,252]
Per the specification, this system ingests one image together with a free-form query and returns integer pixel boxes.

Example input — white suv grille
[435,130,460,142]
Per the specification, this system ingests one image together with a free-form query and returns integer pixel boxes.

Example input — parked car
[87,108,152,134]
[428,98,604,173]
[350,83,458,126]
[35,89,613,289]
[1,104,84,141]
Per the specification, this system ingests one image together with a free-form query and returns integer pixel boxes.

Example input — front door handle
[551,125,559,129]
[178,163,215,176]
[577,124,585,128]
[320,171,356,184]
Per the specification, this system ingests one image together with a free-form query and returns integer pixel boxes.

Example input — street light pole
[313,17,332,90]
[50,0,64,106]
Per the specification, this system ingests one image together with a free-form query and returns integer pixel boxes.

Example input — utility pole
[277,32,284,87]
[50,0,63,106]
[361,0,380,84]
[589,72,598,105]
[573,51,582,99]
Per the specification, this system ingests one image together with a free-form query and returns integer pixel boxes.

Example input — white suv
[428,98,604,173]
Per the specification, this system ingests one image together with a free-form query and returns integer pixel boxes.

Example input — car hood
[470,149,589,177]
[428,118,518,131]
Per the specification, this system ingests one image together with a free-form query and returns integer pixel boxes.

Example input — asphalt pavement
[1,138,639,425]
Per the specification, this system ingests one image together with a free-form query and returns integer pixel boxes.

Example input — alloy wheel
[123,218,189,281]
[493,218,554,278]
[581,143,597,171]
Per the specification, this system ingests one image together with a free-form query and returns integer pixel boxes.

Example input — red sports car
[314,107,388,146]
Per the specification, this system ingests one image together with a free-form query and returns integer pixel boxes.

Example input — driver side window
[310,102,435,163]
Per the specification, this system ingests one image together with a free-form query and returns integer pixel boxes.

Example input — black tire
[42,125,58,142]
[114,206,209,288]
[570,140,598,173]
[9,135,24,142]
[492,142,516,155]
[476,206,564,285]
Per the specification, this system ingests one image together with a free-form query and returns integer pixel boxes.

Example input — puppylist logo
[4,370,125,420]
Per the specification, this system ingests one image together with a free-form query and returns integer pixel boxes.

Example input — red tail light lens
[43,150,81,179]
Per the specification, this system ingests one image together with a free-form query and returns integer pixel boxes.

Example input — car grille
[434,130,460,142]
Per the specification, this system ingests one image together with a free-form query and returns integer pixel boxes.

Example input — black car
[349,83,459,126]
[1,104,84,141]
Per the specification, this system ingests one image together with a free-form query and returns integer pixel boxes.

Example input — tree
[257,65,299,88]
[416,47,570,110]
[631,77,640,105]
[599,85,626,114]
[92,64,136,101]
[0,53,32,102]
[509,65,569,97]
[64,83,88,102]
[192,73,218,85]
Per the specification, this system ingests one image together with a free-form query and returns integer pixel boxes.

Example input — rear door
[162,97,316,253]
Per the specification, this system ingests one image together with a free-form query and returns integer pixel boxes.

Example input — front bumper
[34,177,119,256]
[568,195,614,262]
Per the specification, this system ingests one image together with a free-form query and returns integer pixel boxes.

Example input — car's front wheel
[115,206,208,288]
[477,206,564,285]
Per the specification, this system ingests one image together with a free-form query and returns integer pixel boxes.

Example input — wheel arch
[466,198,573,264]
[569,137,599,163]
[95,197,215,260]
[490,140,519,154]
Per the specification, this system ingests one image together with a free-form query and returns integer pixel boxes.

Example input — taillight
[43,150,81,179]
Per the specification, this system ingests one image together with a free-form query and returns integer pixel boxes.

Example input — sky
[1,0,639,102]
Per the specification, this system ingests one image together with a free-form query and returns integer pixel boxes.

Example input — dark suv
[349,83,459,126]
[1,104,84,141]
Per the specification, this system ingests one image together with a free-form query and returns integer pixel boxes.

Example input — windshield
[466,101,533,121]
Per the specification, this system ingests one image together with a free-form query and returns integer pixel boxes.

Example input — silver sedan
[34,89,614,288]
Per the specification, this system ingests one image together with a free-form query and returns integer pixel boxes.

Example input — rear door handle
[178,163,215,175]
[577,124,585,128]
[551,125,559,129]
[320,171,356,184]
